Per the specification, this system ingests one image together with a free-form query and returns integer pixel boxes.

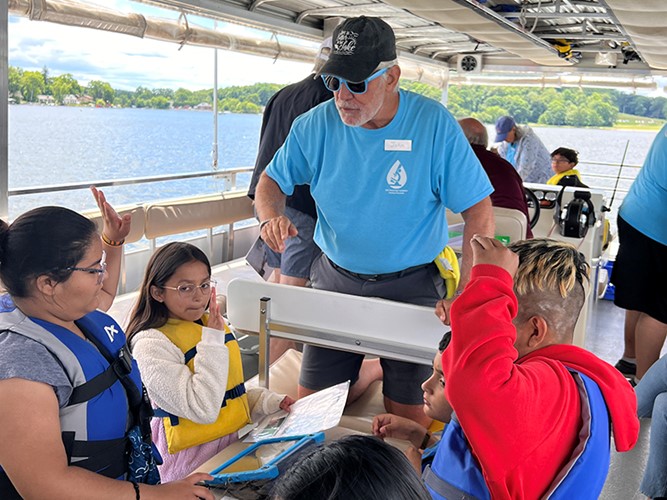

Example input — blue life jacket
[423,371,610,500]
[0,297,153,498]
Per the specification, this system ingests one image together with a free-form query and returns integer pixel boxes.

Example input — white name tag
[384,139,412,152]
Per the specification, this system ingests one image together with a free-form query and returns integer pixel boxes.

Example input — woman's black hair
[550,147,579,165]
[126,242,211,345]
[0,206,98,298]
[271,435,431,500]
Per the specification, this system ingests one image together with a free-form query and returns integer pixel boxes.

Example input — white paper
[245,381,350,442]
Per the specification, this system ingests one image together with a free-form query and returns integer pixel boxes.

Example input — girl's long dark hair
[126,242,211,346]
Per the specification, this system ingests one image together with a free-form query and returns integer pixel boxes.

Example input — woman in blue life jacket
[125,242,295,482]
[0,191,214,500]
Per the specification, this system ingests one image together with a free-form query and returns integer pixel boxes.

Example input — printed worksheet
[246,381,350,442]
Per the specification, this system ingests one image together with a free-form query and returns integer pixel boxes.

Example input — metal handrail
[8,166,254,197]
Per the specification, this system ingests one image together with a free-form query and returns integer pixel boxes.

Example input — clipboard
[206,432,325,485]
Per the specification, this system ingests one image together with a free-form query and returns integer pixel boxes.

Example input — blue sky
[9,0,315,91]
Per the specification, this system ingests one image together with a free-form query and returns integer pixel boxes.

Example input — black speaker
[556,190,596,239]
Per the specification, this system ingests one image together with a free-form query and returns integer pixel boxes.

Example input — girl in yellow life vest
[126,242,294,482]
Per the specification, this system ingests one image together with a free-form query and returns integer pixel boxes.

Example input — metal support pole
[258,297,271,388]
[1,0,9,221]
[212,21,219,171]
[440,79,449,106]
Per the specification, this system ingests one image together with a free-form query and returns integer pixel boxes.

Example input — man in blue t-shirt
[254,16,494,425]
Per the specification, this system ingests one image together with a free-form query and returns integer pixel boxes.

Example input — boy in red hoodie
[426,237,639,499]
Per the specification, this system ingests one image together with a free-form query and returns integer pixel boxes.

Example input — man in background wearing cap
[255,16,494,425]
[495,115,552,184]
[248,38,334,363]
[458,117,533,238]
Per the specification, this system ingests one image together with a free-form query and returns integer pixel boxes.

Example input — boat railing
[576,159,641,198]
[7,167,257,294]
[8,167,252,197]
[5,157,641,294]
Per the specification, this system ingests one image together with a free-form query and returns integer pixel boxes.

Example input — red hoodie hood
[521,344,639,452]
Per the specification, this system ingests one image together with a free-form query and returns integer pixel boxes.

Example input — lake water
[8,104,662,219]
[8,105,262,217]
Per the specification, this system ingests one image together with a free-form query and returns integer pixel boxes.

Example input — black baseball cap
[316,16,397,83]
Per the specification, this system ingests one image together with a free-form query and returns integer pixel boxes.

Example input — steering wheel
[524,187,540,229]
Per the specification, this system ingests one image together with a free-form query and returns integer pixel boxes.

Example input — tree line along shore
[9,65,667,128]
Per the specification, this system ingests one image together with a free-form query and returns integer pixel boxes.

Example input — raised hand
[207,285,226,332]
[470,234,519,278]
[90,186,131,244]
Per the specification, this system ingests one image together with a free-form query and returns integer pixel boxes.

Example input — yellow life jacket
[156,315,251,454]
[433,246,460,299]
[547,169,582,186]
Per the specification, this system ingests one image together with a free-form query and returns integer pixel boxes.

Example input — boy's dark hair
[438,331,452,352]
[550,147,579,165]
[508,239,589,340]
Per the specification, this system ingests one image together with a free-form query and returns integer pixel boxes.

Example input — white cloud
[8,0,314,91]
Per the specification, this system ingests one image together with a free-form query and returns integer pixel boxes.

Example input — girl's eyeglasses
[161,279,217,297]
[322,67,389,95]
[67,250,107,285]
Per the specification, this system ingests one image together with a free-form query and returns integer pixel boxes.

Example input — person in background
[255,16,494,426]
[0,194,213,499]
[547,147,589,188]
[247,38,334,363]
[426,237,639,499]
[634,353,667,499]
[612,122,667,382]
[126,242,294,482]
[495,115,552,184]
[458,117,533,238]
[372,332,453,470]
[270,434,432,500]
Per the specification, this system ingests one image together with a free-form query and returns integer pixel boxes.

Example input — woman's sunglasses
[322,67,389,95]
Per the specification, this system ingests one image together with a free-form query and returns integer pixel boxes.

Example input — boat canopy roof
[8,0,667,90]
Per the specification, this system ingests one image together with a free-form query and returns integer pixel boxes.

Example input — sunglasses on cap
[322,67,389,95]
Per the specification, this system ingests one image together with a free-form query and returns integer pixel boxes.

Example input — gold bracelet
[101,233,125,247]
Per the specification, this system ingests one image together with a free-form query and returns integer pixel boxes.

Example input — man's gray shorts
[264,206,320,279]
[299,253,446,405]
